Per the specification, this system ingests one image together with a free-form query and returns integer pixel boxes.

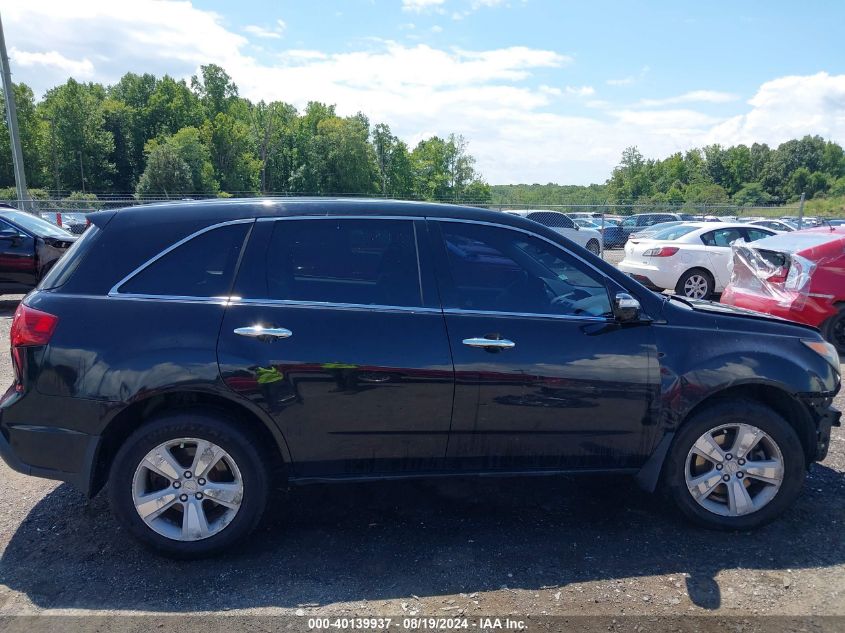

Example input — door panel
[431,220,659,471]
[218,218,454,477]
[0,220,36,287]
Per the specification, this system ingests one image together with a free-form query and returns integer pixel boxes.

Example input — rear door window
[701,228,744,247]
[742,228,775,242]
[117,222,251,297]
[262,219,422,307]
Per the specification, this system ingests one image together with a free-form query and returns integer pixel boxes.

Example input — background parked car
[0,206,76,293]
[603,212,696,249]
[630,220,687,240]
[39,211,91,234]
[721,227,845,353]
[750,219,798,232]
[503,209,603,255]
[618,222,776,299]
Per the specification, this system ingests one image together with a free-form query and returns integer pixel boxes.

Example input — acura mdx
[0,199,840,557]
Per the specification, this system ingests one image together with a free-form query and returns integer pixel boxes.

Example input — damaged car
[721,227,845,353]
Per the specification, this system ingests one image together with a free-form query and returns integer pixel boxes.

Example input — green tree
[191,64,238,119]
[202,112,260,192]
[135,142,192,197]
[38,79,115,191]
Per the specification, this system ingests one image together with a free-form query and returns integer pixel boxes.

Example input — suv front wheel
[664,399,805,530]
[108,412,269,558]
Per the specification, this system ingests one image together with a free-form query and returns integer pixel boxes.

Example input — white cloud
[707,72,845,147]
[8,48,95,78]
[244,25,281,39]
[2,1,844,185]
[565,85,595,97]
[638,90,738,107]
[402,0,445,13]
[606,65,650,86]
[244,19,286,39]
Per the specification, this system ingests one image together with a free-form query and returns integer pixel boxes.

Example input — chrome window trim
[256,215,426,222]
[108,218,255,297]
[443,308,611,322]
[236,298,441,314]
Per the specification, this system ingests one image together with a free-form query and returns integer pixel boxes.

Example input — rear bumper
[0,400,100,496]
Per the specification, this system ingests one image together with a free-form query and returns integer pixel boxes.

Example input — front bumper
[798,395,841,462]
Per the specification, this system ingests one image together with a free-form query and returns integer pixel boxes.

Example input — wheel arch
[675,266,715,295]
[91,390,291,496]
[636,382,815,492]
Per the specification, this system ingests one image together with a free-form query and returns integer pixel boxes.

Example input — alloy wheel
[132,438,244,541]
[684,423,784,517]
[683,274,710,299]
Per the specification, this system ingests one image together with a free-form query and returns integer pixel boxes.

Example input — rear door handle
[234,326,292,340]
[462,337,515,350]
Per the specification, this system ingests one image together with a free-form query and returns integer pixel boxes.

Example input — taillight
[643,246,679,257]
[766,268,789,284]
[11,304,59,347]
[10,304,58,393]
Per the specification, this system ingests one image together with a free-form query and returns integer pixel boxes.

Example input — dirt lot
[0,295,843,623]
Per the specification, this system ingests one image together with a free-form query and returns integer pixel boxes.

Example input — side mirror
[614,292,641,322]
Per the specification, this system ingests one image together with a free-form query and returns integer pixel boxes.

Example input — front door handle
[462,337,515,350]
[234,326,292,340]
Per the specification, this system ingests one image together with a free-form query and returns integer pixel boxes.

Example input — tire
[822,306,845,355]
[108,411,269,558]
[586,239,601,256]
[675,268,714,300]
[664,399,805,530]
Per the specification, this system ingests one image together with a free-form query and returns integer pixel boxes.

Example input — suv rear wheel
[108,412,269,558]
[664,399,805,530]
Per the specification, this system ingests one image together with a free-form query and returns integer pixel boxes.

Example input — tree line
[0,64,491,202]
[1,63,844,211]
[493,136,845,209]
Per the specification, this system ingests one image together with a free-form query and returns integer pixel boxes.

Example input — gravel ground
[0,294,843,621]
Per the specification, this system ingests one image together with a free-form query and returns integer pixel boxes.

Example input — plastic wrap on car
[727,231,845,311]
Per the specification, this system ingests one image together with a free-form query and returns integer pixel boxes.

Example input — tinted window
[621,217,637,228]
[650,225,698,240]
[439,222,611,317]
[39,226,99,290]
[700,228,744,247]
[526,212,575,230]
[743,228,774,242]
[264,219,421,307]
[119,222,250,297]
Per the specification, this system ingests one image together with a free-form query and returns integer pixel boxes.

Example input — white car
[750,218,796,232]
[618,222,776,299]
[502,210,603,256]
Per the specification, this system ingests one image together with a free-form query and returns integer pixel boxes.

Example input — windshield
[2,210,72,238]
[649,224,699,240]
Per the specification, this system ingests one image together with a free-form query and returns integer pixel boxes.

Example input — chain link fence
[0,195,806,262]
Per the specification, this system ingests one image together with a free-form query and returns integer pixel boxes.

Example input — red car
[721,227,845,352]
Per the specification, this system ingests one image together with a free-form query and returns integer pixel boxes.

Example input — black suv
[0,199,840,557]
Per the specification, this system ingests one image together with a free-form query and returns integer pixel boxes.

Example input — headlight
[802,339,841,372]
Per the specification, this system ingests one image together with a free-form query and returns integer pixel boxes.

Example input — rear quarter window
[116,222,251,298]
[38,225,101,290]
